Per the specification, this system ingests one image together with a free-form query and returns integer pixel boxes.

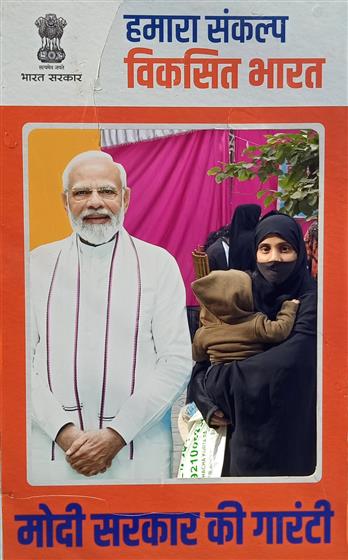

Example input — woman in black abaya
[187,212,317,476]
[228,203,261,270]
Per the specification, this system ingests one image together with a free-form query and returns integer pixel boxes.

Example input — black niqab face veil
[253,213,313,317]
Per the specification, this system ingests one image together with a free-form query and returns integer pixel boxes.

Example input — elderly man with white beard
[29,150,192,483]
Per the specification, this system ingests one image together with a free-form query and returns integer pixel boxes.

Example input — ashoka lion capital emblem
[35,14,67,63]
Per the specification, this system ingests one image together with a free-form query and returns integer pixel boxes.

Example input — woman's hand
[209,409,232,427]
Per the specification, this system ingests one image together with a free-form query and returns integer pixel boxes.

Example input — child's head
[192,270,254,324]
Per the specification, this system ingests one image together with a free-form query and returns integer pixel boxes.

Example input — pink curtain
[103,130,231,305]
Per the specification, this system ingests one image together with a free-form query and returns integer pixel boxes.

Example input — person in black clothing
[205,225,230,271]
[187,212,317,477]
[204,225,230,250]
[204,204,261,272]
[228,203,261,271]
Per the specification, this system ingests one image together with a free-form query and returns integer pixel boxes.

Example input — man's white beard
[67,205,124,245]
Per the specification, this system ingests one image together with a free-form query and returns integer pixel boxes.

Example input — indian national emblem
[35,14,67,63]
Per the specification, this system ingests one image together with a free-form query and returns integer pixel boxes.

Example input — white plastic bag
[177,410,226,478]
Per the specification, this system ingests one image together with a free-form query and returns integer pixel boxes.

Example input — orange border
[1,105,347,559]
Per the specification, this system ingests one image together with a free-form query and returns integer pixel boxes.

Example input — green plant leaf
[290,191,305,200]
[215,173,226,183]
[264,195,274,207]
[208,130,319,220]
[207,166,222,175]
[308,195,318,207]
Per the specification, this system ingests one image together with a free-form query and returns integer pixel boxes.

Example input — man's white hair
[62,150,127,192]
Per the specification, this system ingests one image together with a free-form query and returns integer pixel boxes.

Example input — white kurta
[29,229,192,484]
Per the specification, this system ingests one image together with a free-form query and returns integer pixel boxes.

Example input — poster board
[1,1,347,558]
